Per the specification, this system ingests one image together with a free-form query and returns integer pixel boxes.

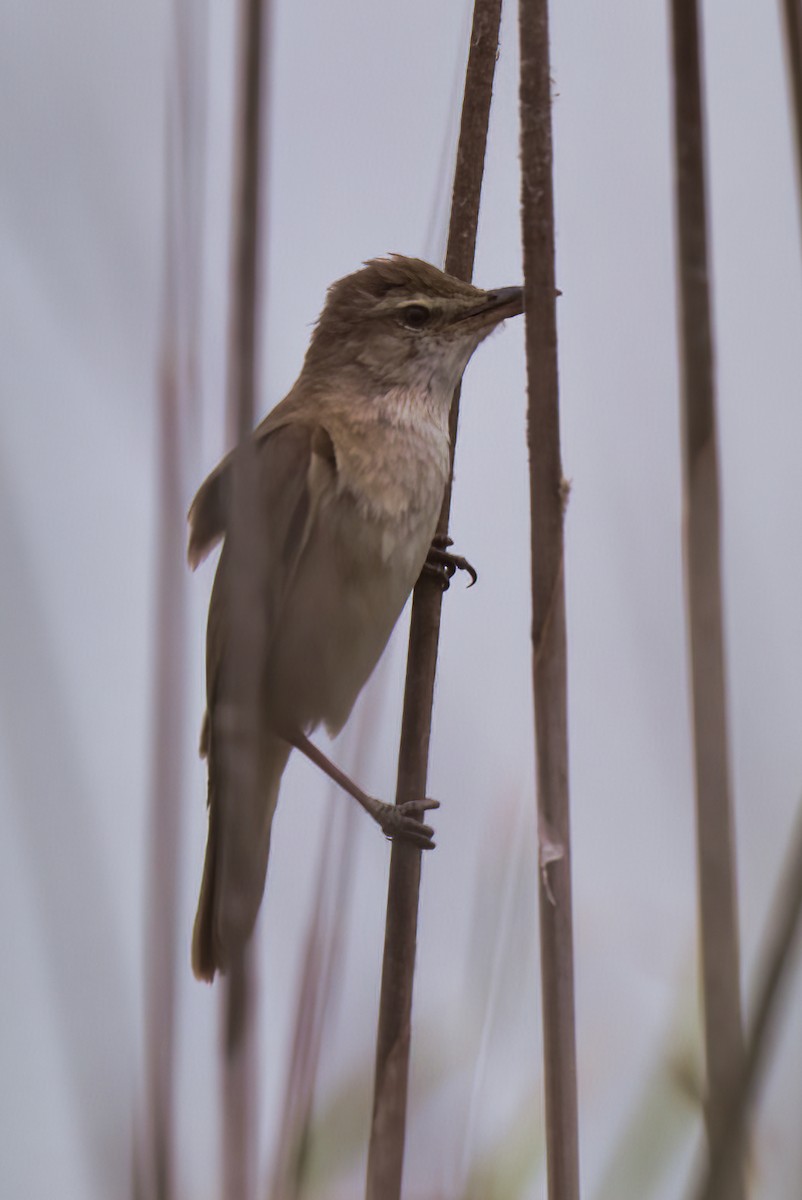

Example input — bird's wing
[186,453,232,569]
[192,418,338,979]
[202,418,337,717]
[186,395,313,569]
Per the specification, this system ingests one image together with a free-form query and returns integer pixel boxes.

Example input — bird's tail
[192,725,290,981]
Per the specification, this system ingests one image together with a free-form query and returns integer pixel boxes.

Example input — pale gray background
[2,1,801,1197]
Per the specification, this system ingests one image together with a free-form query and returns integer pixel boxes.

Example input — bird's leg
[421,533,477,591]
[284,729,439,850]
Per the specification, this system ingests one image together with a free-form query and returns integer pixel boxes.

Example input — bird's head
[302,254,523,397]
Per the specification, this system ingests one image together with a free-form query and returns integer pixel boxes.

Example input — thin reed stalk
[693,801,802,1200]
[139,2,205,1194]
[781,0,802,220]
[518,3,580,1199]
[227,0,269,446]
[223,948,259,1200]
[669,4,745,1198]
[364,3,503,1197]
[220,1,271,1198]
[141,331,185,1200]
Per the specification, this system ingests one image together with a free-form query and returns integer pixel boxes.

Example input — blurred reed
[219,2,272,1198]
[227,0,271,449]
[781,0,802,227]
[138,0,206,1196]
[693,800,802,1200]
[669,3,745,1197]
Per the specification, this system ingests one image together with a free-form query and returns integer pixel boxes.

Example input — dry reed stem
[669,4,745,1198]
[139,2,205,1193]
[223,948,259,1200]
[220,1,271,1197]
[142,365,185,1200]
[693,801,802,1200]
[518,3,580,1198]
[781,0,802,220]
[227,0,269,447]
[364,3,503,1197]
[687,11,802,1194]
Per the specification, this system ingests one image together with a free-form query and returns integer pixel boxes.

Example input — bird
[188,254,523,981]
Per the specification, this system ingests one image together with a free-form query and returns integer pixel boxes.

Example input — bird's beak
[453,285,525,330]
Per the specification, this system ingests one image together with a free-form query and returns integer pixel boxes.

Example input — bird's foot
[375,798,440,850]
[422,535,477,591]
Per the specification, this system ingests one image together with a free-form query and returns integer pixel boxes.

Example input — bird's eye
[400,304,432,329]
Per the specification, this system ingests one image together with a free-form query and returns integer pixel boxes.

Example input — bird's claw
[377,798,440,850]
[422,538,478,591]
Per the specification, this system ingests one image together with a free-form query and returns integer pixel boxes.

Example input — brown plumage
[189,255,523,980]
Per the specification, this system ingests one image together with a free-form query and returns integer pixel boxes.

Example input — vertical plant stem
[227,0,269,446]
[669,5,745,1198]
[518,4,580,1200]
[223,948,258,1200]
[781,0,802,226]
[693,801,802,1200]
[221,2,270,1198]
[143,338,185,1200]
[365,3,503,1197]
[681,8,802,1190]
[139,2,205,1195]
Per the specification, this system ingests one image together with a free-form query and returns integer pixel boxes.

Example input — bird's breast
[264,420,447,737]
[329,411,450,538]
